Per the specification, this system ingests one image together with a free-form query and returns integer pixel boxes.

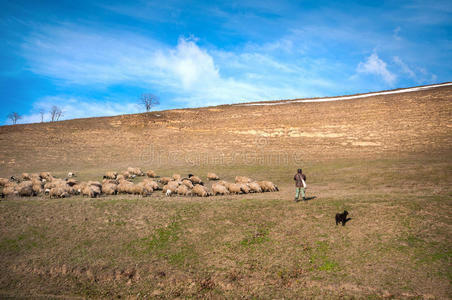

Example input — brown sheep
[3,183,18,197]
[167,181,180,192]
[22,173,31,180]
[248,182,262,193]
[39,172,53,181]
[102,182,117,195]
[146,170,157,178]
[238,183,250,194]
[207,172,220,180]
[159,177,172,185]
[50,187,69,198]
[81,185,101,198]
[30,173,40,180]
[226,183,242,194]
[212,183,229,195]
[32,183,43,195]
[0,178,9,186]
[235,176,253,183]
[176,184,191,196]
[127,167,144,176]
[116,174,126,181]
[142,179,160,190]
[172,174,181,180]
[137,181,154,196]
[192,184,209,197]
[182,179,194,189]
[104,171,118,179]
[122,171,131,179]
[117,180,134,194]
[66,178,78,187]
[17,181,34,196]
[258,181,279,192]
[189,175,203,185]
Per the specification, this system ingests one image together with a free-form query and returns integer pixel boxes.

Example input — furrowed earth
[0,85,451,299]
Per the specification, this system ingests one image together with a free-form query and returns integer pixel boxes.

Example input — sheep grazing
[0,178,9,186]
[127,167,144,176]
[32,183,43,195]
[166,181,180,193]
[165,189,172,196]
[68,172,76,178]
[182,179,194,189]
[66,178,78,187]
[235,176,253,183]
[116,174,125,181]
[192,184,209,197]
[142,179,160,190]
[30,173,40,180]
[17,181,34,197]
[172,174,181,181]
[226,183,242,194]
[137,181,154,196]
[81,185,101,198]
[257,181,279,192]
[3,183,18,197]
[102,182,117,195]
[248,182,262,193]
[238,183,250,194]
[188,175,203,185]
[122,171,132,179]
[117,180,134,194]
[146,170,157,178]
[39,172,53,181]
[159,177,172,185]
[207,172,220,181]
[49,187,69,198]
[21,173,31,180]
[212,183,229,195]
[104,171,118,179]
[176,184,191,196]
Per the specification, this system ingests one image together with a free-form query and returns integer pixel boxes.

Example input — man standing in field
[294,168,307,202]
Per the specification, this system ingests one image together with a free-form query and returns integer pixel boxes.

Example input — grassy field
[0,154,451,299]
[0,85,451,298]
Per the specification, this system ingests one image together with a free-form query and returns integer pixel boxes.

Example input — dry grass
[0,86,451,298]
[0,155,451,299]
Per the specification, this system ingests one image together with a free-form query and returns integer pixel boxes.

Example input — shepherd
[294,168,307,202]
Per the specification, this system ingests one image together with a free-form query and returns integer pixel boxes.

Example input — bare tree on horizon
[139,93,160,112]
[39,109,45,123]
[50,106,63,122]
[7,112,22,125]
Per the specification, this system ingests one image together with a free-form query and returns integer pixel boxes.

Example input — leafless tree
[39,109,45,123]
[49,106,63,122]
[7,112,22,125]
[139,93,160,112]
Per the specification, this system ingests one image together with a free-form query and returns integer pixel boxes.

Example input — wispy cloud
[393,56,416,79]
[357,53,396,85]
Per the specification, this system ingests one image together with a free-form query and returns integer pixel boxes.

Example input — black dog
[335,210,349,226]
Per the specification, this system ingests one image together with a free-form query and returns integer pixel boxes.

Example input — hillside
[1,84,451,176]
[0,84,451,299]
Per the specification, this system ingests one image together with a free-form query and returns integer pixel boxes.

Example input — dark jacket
[294,173,306,188]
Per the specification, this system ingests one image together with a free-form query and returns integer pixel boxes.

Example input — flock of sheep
[0,167,279,199]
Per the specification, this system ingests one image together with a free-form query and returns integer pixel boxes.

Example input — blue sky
[1,0,451,124]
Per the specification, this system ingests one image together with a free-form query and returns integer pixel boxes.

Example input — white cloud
[20,24,345,113]
[393,56,416,78]
[357,53,396,85]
